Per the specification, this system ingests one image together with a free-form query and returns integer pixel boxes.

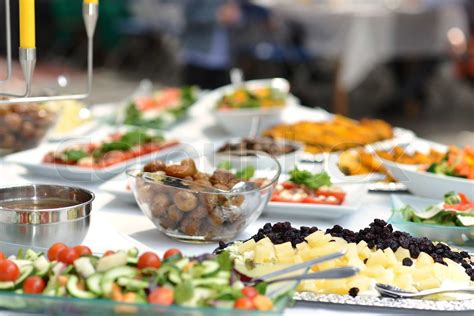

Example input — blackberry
[348,287,359,297]
[402,257,413,266]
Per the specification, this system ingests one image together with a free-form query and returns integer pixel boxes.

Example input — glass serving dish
[127,151,281,243]
[0,266,297,316]
[0,102,57,155]
[389,195,474,246]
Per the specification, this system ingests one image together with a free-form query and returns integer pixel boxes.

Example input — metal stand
[0,1,98,104]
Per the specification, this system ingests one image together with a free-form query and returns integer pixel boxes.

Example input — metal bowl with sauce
[0,184,94,254]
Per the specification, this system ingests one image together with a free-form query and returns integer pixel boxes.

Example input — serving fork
[375,283,474,299]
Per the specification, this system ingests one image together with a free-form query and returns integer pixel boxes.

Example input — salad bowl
[379,158,473,200]
[389,194,474,246]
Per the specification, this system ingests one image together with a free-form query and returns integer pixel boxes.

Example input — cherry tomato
[137,252,161,270]
[458,193,471,205]
[0,252,5,261]
[148,287,174,305]
[47,243,68,261]
[234,297,255,310]
[0,260,20,282]
[163,249,182,260]
[241,286,258,299]
[74,246,92,257]
[281,182,297,190]
[23,276,46,294]
[58,247,80,265]
[103,250,115,257]
[253,295,273,311]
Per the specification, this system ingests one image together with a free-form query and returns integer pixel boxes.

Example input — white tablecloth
[258,0,469,90]
[0,103,472,315]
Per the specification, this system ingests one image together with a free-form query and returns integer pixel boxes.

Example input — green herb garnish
[63,149,88,162]
[288,168,331,189]
[217,160,233,170]
[217,251,232,272]
[235,165,256,180]
[174,281,194,304]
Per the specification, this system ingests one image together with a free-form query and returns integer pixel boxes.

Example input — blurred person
[182,0,242,89]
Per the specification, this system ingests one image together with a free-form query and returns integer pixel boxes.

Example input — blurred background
[0,0,473,145]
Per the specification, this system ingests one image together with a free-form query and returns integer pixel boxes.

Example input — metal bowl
[0,184,94,254]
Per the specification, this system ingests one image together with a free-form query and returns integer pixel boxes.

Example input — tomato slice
[281,182,297,190]
[458,193,471,205]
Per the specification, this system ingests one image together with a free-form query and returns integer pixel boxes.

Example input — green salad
[400,192,474,227]
[124,86,197,129]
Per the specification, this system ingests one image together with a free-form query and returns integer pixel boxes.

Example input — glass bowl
[0,102,57,155]
[127,151,281,243]
[388,195,474,246]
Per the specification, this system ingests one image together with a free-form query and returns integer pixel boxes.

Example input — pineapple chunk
[395,247,411,261]
[320,279,349,295]
[366,249,389,268]
[348,276,372,292]
[363,266,386,278]
[293,254,304,264]
[345,243,358,259]
[417,277,441,291]
[306,231,331,247]
[296,242,310,252]
[274,242,295,261]
[393,273,414,291]
[412,267,433,282]
[254,243,276,264]
[238,239,256,253]
[415,252,434,267]
[382,248,398,267]
[256,237,273,247]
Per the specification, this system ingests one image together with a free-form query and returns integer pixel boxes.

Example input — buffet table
[1,99,472,315]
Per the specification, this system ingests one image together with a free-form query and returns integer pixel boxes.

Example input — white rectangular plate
[4,127,185,183]
[264,183,366,219]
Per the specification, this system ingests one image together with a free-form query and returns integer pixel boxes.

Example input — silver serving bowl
[0,184,94,254]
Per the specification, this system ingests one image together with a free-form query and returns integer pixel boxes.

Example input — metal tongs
[375,283,474,299]
[244,250,359,286]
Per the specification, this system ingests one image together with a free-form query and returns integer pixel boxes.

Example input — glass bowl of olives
[0,102,57,155]
[127,151,281,243]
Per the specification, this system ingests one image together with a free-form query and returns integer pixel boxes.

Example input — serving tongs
[243,250,359,286]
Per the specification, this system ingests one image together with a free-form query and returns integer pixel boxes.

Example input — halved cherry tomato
[48,243,68,261]
[271,194,300,203]
[137,252,161,269]
[23,276,46,294]
[0,260,20,282]
[58,247,80,265]
[241,286,258,299]
[163,249,182,260]
[148,287,174,305]
[0,252,5,261]
[281,182,297,190]
[234,297,255,310]
[458,193,471,205]
[74,246,92,257]
[103,250,115,257]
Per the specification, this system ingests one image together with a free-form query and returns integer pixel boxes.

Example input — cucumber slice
[168,270,181,284]
[33,256,50,277]
[25,249,39,260]
[97,252,127,272]
[127,248,139,258]
[51,262,66,276]
[86,273,103,295]
[0,281,15,290]
[126,257,139,265]
[12,260,33,268]
[117,277,148,291]
[67,275,96,299]
[216,271,231,279]
[192,277,229,287]
[74,257,96,278]
[101,266,138,296]
[15,265,34,286]
[201,261,219,276]
[175,258,190,270]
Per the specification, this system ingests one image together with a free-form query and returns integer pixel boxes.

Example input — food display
[217,137,299,156]
[268,169,346,205]
[338,146,446,181]
[0,102,56,153]
[398,192,474,227]
[0,245,289,312]
[128,153,280,242]
[42,129,179,169]
[263,115,394,154]
[124,87,197,128]
[225,219,474,298]
[426,146,474,180]
[216,86,287,111]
